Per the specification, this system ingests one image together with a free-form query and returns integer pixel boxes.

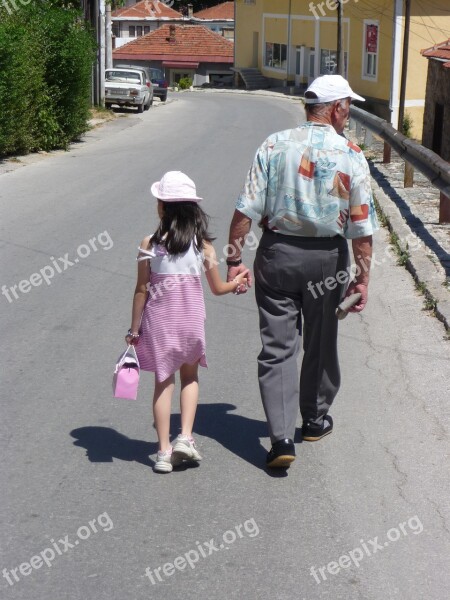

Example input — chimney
[168,24,176,43]
[187,4,193,18]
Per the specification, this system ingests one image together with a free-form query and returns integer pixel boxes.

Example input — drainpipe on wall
[390,0,403,129]
[105,2,112,69]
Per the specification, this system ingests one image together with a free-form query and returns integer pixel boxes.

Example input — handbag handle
[117,345,140,369]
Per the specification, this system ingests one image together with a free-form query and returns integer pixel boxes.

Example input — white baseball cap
[151,171,202,202]
[304,75,365,104]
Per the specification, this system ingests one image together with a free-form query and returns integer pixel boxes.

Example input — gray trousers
[254,230,350,443]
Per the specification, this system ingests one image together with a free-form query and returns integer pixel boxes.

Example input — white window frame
[264,42,287,70]
[362,20,379,81]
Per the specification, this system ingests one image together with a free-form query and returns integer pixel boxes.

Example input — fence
[349,106,450,224]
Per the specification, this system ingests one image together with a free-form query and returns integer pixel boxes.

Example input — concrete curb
[370,168,450,332]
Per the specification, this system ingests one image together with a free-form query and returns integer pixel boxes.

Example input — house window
[129,26,135,37]
[136,26,143,37]
[363,21,379,79]
[265,43,287,68]
[112,23,120,38]
[320,49,347,76]
[144,26,150,35]
[320,50,337,75]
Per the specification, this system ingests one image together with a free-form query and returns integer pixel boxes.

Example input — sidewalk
[349,131,450,332]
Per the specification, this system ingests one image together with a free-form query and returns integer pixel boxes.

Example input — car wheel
[160,93,167,102]
[105,103,113,110]
[137,103,144,113]
[145,97,153,110]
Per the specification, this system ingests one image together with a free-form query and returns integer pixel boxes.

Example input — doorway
[252,32,259,68]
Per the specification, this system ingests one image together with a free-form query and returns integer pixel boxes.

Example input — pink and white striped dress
[135,237,207,382]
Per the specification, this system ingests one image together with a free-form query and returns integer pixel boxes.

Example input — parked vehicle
[105,68,153,113]
[115,64,169,102]
[149,68,169,102]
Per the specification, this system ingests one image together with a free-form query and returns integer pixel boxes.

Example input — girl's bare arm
[203,241,248,296]
[127,237,151,343]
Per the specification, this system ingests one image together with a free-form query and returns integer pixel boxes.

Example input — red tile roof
[112,0,182,19]
[421,39,450,68]
[113,23,234,63]
[194,2,234,20]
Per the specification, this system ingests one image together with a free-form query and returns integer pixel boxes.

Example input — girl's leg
[153,374,175,452]
[179,362,199,437]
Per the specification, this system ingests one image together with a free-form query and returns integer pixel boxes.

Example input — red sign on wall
[366,25,378,53]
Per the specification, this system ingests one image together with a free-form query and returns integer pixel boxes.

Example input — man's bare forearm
[227,209,252,260]
[352,235,373,286]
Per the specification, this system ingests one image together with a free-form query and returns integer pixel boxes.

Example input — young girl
[126,171,249,473]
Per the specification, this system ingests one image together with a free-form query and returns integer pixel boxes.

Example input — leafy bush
[402,112,414,138]
[178,76,193,90]
[0,3,95,157]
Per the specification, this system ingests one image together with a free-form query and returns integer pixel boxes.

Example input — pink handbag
[113,345,140,400]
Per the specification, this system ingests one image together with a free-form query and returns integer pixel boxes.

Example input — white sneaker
[172,435,202,465]
[153,449,173,473]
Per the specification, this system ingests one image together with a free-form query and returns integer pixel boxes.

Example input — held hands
[345,283,368,312]
[228,265,252,295]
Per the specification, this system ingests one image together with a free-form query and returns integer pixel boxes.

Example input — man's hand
[227,264,253,294]
[345,283,368,312]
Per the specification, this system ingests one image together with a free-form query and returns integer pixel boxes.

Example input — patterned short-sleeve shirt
[236,122,379,239]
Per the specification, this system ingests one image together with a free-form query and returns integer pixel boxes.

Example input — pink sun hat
[151,171,202,202]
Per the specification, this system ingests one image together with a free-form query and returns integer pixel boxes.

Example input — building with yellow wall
[235,0,450,138]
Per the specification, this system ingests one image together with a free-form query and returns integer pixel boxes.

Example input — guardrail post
[404,162,414,188]
[383,142,391,164]
[440,192,450,224]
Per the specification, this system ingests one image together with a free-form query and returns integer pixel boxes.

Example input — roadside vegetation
[0,2,95,157]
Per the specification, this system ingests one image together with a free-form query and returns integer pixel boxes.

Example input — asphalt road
[1,92,449,600]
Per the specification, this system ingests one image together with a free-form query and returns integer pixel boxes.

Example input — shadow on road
[70,403,302,476]
[70,426,156,467]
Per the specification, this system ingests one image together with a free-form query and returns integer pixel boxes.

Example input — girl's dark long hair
[151,201,215,255]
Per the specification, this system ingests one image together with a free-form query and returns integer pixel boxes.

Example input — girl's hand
[233,269,250,295]
[227,264,253,288]
[125,332,140,346]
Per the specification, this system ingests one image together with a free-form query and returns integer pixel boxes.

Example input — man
[227,75,379,468]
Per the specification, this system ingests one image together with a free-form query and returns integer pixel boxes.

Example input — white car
[105,68,153,113]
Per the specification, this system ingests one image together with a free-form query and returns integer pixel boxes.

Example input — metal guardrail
[349,106,450,201]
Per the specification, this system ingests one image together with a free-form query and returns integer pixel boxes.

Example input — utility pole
[337,0,345,75]
[397,0,411,133]
[286,0,292,85]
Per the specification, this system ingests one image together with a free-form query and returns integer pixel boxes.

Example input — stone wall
[422,60,450,161]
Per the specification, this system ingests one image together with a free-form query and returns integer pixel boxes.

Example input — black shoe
[302,415,333,442]
[266,438,295,468]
